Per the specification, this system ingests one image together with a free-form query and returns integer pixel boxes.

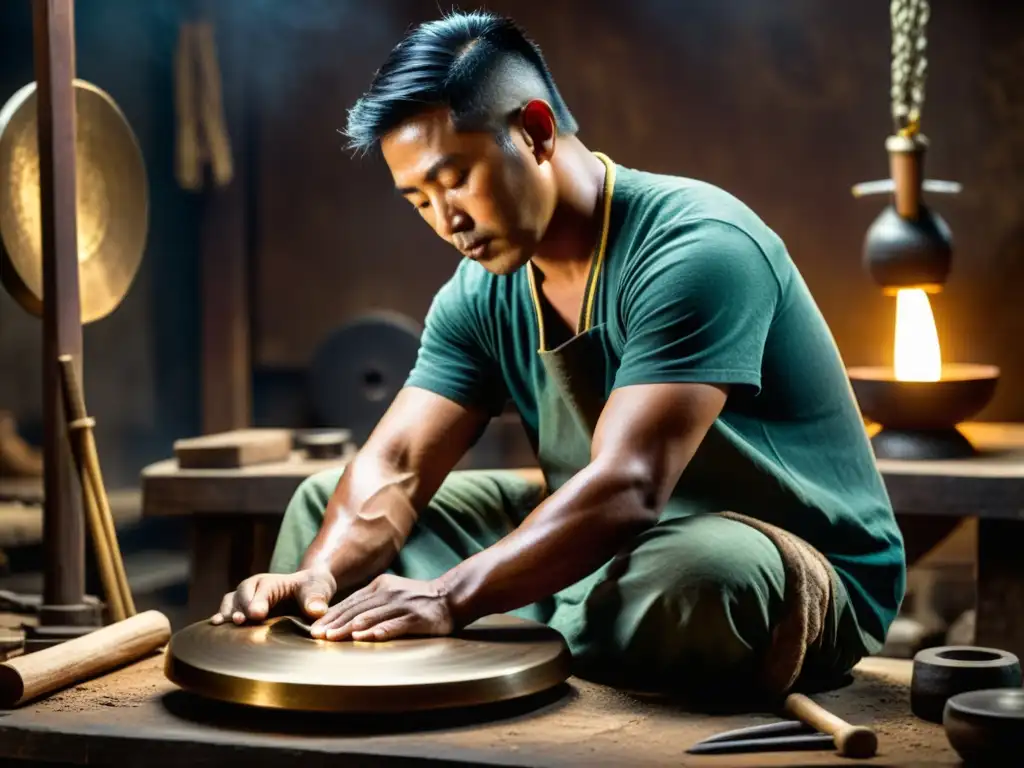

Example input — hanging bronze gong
[165,613,572,713]
[0,79,148,323]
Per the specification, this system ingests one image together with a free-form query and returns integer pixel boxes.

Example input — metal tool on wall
[0,0,149,649]
[174,6,233,190]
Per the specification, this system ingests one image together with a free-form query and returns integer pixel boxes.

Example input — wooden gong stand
[22,0,102,651]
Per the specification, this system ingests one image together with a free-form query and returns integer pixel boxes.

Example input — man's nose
[435,198,471,240]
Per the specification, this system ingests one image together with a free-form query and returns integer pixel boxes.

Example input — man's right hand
[211,568,338,625]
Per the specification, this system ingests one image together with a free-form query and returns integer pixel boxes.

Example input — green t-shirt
[405,161,906,649]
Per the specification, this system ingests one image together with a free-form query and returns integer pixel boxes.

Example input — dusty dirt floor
[0,651,961,767]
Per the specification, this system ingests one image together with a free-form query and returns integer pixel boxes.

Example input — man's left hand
[308,574,454,642]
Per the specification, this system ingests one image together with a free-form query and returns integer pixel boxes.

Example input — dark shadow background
[1,0,1022,493]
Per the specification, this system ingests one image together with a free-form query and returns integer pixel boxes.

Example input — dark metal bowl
[847,364,999,459]
[944,688,1024,765]
[848,364,999,429]
[911,646,1022,723]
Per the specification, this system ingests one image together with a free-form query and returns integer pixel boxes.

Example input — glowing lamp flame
[894,288,941,382]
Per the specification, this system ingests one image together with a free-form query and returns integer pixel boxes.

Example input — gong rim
[164,614,572,713]
[0,78,148,323]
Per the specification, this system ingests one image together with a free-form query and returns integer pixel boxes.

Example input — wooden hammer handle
[0,611,170,707]
[784,693,878,758]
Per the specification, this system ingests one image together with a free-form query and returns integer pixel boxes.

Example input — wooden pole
[198,1,251,434]
[27,0,101,649]
[58,356,128,622]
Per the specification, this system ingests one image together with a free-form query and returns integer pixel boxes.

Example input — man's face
[381,107,556,275]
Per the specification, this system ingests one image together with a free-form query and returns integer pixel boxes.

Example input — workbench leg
[248,518,281,575]
[186,517,236,623]
[974,518,1024,659]
[186,517,282,624]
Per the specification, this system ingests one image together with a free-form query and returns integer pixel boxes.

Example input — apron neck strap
[527,152,617,349]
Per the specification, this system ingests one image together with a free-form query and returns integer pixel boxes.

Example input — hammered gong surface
[165,613,571,713]
[308,312,422,442]
[0,79,148,323]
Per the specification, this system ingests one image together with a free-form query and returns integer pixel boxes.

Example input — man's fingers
[310,592,385,638]
[233,577,259,623]
[312,574,383,621]
[247,578,276,620]
[211,591,238,624]
[309,587,366,629]
[330,604,404,641]
[352,616,412,642]
[298,577,334,618]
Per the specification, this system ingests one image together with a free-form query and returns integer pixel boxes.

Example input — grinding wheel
[911,645,1022,723]
[0,79,148,323]
[164,613,571,713]
[309,312,422,443]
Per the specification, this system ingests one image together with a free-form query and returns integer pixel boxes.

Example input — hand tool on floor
[686,720,835,754]
[58,354,136,622]
[785,692,878,758]
[686,692,878,758]
[0,610,170,708]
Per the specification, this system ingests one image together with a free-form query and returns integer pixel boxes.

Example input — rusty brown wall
[0,0,1022,490]
[247,0,1024,420]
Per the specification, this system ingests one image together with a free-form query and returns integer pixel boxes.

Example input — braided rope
[890,0,929,134]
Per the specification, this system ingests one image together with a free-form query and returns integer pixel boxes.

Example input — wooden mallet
[784,692,879,758]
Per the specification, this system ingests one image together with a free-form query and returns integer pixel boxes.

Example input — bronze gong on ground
[165,614,572,712]
[0,79,148,323]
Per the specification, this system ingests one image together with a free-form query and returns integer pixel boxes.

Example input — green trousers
[270,469,871,703]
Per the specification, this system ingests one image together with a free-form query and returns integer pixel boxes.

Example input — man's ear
[518,99,556,162]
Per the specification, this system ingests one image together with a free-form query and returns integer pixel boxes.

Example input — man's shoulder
[611,164,793,284]
[614,164,780,245]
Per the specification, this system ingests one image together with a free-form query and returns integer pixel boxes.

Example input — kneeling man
[214,11,905,701]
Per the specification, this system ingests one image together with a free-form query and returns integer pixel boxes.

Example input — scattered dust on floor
[29,651,171,714]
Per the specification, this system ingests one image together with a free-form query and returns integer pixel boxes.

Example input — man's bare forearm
[299,448,421,589]
[293,387,491,590]
[437,459,659,625]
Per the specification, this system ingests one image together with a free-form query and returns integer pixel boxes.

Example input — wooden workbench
[869,422,1024,659]
[0,652,959,767]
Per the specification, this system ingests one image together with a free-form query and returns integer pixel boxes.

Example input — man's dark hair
[343,10,577,154]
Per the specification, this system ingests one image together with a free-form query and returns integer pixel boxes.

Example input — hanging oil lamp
[845,0,999,460]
